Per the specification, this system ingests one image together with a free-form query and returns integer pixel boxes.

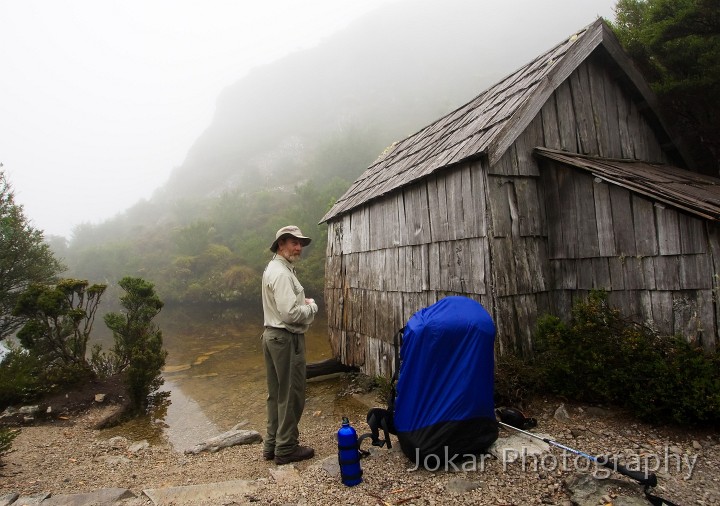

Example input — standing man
[261,225,318,465]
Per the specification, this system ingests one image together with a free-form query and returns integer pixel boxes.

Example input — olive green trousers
[261,327,307,457]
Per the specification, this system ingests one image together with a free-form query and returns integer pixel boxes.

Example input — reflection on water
[106,305,369,451]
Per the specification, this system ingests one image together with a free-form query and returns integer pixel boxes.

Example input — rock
[19,405,40,415]
[40,487,135,505]
[0,407,17,419]
[446,478,482,494]
[489,434,550,463]
[693,440,703,451]
[565,473,646,506]
[94,393,106,403]
[10,493,50,505]
[101,456,131,466]
[185,428,262,454]
[109,436,129,449]
[143,479,257,505]
[128,440,150,453]
[269,465,301,485]
[321,455,341,477]
[0,493,19,506]
[554,403,571,423]
[669,445,683,456]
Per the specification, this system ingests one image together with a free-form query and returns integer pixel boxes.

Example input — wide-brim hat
[270,225,312,252]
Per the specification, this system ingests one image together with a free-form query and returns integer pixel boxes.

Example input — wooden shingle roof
[321,19,673,223]
[535,147,720,222]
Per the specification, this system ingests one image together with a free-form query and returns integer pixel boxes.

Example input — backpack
[362,296,498,466]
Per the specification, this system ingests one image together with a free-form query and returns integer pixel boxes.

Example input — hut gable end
[324,19,719,374]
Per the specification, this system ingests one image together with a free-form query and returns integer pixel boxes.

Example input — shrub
[104,277,167,411]
[533,290,720,425]
[0,347,47,408]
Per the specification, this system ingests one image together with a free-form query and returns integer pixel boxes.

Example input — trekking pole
[497,421,657,487]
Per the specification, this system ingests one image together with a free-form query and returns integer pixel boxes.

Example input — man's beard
[286,253,301,263]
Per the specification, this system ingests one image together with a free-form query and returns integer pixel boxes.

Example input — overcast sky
[1,0,617,238]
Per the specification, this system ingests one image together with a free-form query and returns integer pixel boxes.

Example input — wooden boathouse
[320,19,720,376]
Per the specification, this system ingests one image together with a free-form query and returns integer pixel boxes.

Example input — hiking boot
[262,450,275,460]
[274,445,315,465]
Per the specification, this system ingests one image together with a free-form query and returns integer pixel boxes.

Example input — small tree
[12,279,106,374]
[0,170,65,340]
[104,277,167,410]
[611,0,720,172]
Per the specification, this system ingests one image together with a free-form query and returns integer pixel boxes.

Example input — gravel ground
[1,391,719,505]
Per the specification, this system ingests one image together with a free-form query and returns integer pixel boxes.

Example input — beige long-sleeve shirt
[262,255,318,334]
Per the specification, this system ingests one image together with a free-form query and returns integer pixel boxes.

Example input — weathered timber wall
[325,53,717,375]
[324,159,494,376]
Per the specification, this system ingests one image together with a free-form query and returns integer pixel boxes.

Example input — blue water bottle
[337,417,363,486]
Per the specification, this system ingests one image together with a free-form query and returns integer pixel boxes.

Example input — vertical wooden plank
[416,182,432,244]
[447,169,466,240]
[541,162,565,258]
[608,257,625,289]
[656,205,682,255]
[461,166,479,238]
[627,100,648,160]
[593,179,616,256]
[492,237,517,296]
[488,175,512,238]
[557,165,579,258]
[632,195,658,256]
[514,238,533,294]
[554,80,579,153]
[394,192,408,248]
[592,257,611,289]
[695,290,716,351]
[679,253,712,289]
[601,67,624,158]
[468,238,487,295]
[623,257,644,290]
[469,160,487,237]
[577,259,594,289]
[678,212,708,254]
[428,242,440,289]
[516,178,542,237]
[609,185,637,256]
[587,58,611,158]
[569,63,599,155]
[574,173,600,258]
[512,114,542,177]
[434,174,450,242]
[650,291,673,335]
[342,214,353,254]
[540,93,562,149]
[654,256,680,290]
[642,256,656,290]
[614,78,635,158]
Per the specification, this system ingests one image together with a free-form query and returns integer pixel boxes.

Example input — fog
[0,0,616,238]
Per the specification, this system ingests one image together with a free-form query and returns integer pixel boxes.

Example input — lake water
[102,305,369,452]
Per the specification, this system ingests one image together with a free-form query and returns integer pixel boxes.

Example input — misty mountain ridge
[159,0,543,203]
[62,1,607,305]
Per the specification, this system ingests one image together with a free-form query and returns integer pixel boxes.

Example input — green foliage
[104,277,167,411]
[611,0,720,170]
[0,171,65,340]
[494,352,541,409]
[13,279,106,371]
[0,427,18,461]
[0,346,47,407]
[533,291,720,425]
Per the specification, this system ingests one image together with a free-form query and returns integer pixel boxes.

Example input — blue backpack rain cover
[394,296,498,465]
